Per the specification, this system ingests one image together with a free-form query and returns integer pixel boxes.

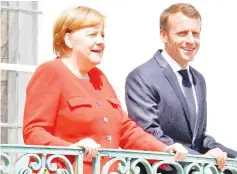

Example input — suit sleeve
[200,78,237,158]
[119,110,167,152]
[23,63,72,146]
[202,112,237,158]
[125,70,175,145]
[202,134,237,158]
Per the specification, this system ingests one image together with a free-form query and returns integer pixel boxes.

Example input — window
[1,1,41,145]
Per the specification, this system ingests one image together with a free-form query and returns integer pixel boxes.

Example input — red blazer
[23,59,167,173]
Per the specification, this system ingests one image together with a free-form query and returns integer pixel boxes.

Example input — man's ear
[64,33,73,49]
[160,29,168,44]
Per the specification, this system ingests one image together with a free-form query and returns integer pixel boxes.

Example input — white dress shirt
[161,50,198,113]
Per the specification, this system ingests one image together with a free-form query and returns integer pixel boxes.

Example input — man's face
[161,12,201,68]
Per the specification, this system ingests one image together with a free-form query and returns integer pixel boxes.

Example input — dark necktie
[178,69,196,129]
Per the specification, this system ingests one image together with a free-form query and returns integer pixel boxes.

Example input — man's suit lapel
[154,50,193,136]
[190,67,202,142]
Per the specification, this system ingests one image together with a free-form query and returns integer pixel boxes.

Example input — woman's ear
[160,29,168,44]
[64,33,73,49]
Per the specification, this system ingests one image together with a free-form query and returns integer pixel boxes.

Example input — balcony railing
[1,144,237,174]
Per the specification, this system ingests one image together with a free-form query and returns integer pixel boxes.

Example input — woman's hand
[163,143,188,161]
[70,138,101,161]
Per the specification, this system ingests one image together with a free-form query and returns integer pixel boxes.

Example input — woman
[23,6,188,173]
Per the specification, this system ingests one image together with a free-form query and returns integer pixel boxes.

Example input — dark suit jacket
[125,49,237,158]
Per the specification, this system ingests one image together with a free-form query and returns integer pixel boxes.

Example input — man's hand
[163,143,188,161]
[70,138,101,161]
[205,148,227,170]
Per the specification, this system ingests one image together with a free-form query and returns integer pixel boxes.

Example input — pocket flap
[67,97,92,107]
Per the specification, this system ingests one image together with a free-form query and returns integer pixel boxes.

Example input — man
[125,3,237,173]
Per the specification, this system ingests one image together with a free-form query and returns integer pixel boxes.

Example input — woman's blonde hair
[53,6,105,56]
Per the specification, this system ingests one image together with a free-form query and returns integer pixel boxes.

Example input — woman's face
[68,22,105,66]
